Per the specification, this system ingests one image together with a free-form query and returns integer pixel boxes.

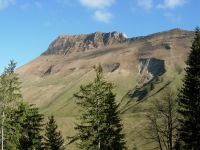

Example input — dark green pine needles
[44,115,65,150]
[72,65,126,150]
[15,103,44,150]
[177,27,200,149]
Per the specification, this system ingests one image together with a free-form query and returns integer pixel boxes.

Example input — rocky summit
[42,31,128,55]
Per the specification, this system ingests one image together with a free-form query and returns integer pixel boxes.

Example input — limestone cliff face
[42,32,128,55]
[137,58,166,84]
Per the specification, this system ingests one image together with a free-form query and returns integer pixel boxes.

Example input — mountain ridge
[41,28,193,56]
[17,28,195,149]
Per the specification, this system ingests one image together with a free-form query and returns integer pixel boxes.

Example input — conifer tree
[29,106,44,150]
[16,103,44,150]
[177,27,200,149]
[0,60,22,150]
[0,61,44,150]
[72,65,126,150]
[44,115,65,150]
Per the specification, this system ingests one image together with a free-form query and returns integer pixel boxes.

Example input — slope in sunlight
[17,29,194,149]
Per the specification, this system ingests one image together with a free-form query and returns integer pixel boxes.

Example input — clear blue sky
[0,0,199,73]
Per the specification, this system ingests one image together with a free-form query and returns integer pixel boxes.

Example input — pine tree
[0,61,44,150]
[72,65,126,150]
[22,104,44,150]
[13,102,29,149]
[177,27,200,149]
[44,115,65,150]
[14,103,44,150]
[0,60,22,150]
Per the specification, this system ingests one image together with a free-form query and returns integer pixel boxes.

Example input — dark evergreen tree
[72,65,126,150]
[14,103,44,150]
[0,60,44,150]
[177,27,200,149]
[44,115,65,150]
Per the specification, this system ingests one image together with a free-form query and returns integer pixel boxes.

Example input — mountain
[17,29,194,149]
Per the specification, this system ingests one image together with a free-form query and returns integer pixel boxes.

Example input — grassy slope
[19,64,184,150]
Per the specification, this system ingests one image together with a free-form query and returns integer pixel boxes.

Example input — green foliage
[44,115,65,150]
[0,60,22,110]
[177,27,200,149]
[0,60,22,149]
[72,65,126,150]
[0,60,44,150]
[15,103,44,150]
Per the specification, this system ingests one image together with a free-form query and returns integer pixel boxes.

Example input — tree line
[0,27,199,150]
[0,61,65,150]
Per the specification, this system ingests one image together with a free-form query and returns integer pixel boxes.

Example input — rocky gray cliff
[137,58,165,84]
[41,29,194,56]
[42,31,128,55]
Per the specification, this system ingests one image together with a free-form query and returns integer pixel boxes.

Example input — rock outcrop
[104,63,120,72]
[42,32,128,55]
[137,58,165,84]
